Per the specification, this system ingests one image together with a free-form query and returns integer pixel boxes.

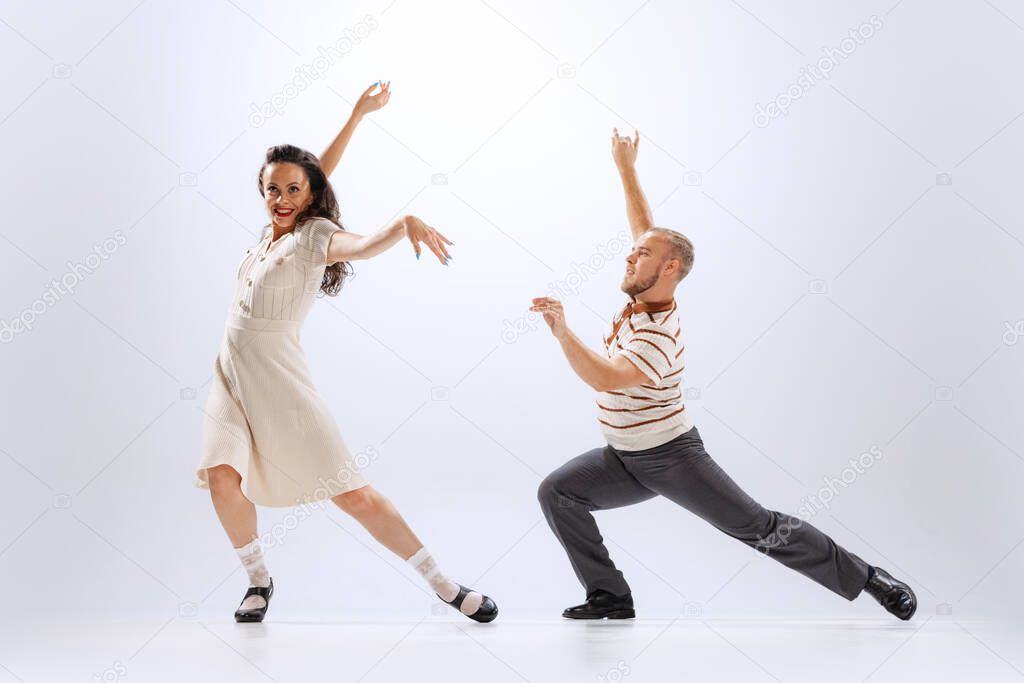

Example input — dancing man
[530,129,916,621]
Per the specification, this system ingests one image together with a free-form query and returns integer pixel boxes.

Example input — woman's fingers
[407,233,421,259]
[421,233,446,264]
[634,128,640,150]
[428,232,451,263]
[430,229,452,260]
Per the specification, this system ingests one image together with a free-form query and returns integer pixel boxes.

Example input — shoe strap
[243,583,272,599]
[439,584,470,609]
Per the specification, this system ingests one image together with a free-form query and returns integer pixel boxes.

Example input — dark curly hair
[256,144,352,296]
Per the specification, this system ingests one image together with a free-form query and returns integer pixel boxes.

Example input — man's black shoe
[562,590,635,620]
[864,567,917,620]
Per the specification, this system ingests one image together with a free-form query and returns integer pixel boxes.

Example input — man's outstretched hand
[611,127,640,171]
[530,297,568,340]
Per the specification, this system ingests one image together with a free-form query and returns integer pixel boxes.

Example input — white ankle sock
[235,538,271,610]
[406,546,483,616]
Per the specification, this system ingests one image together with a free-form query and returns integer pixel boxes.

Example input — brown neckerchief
[606,298,675,346]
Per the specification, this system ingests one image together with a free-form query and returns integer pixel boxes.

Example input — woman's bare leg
[330,484,422,559]
[207,464,257,547]
[207,464,269,610]
[331,484,491,617]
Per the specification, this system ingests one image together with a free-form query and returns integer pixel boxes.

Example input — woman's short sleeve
[295,217,341,266]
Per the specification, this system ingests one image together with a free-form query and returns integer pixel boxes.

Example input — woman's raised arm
[318,80,392,177]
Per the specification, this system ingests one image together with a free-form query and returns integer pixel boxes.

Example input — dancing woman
[195,81,497,623]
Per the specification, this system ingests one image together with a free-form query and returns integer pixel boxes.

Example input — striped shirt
[596,297,693,451]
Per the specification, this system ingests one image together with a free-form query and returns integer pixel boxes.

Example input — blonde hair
[648,227,695,281]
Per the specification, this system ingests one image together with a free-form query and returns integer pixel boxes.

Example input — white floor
[3,615,1023,682]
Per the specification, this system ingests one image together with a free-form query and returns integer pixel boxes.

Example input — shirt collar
[625,296,676,315]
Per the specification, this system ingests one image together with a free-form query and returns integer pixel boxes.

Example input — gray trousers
[537,426,871,601]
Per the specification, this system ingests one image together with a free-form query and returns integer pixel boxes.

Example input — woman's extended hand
[354,80,391,118]
[402,215,453,265]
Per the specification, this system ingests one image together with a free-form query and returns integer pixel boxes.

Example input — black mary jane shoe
[437,584,498,623]
[234,577,274,623]
[562,589,635,620]
[864,567,917,621]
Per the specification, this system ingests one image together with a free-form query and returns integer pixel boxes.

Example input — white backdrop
[1,0,1023,630]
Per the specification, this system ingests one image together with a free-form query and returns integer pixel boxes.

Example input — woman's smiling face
[262,162,313,229]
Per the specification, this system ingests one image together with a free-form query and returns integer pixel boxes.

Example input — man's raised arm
[611,128,654,241]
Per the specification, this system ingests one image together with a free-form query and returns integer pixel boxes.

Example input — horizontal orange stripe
[597,401,679,412]
[631,338,672,365]
[622,349,661,379]
[598,405,687,430]
[605,390,682,403]
[636,328,676,344]
[640,381,681,391]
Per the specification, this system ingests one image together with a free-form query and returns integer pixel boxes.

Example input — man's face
[621,232,672,296]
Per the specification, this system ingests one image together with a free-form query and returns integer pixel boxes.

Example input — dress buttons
[247,278,252,286]
[258,256,266,261]
[274,257,284,265]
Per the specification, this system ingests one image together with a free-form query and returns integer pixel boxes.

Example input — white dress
[194,217,368,507]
